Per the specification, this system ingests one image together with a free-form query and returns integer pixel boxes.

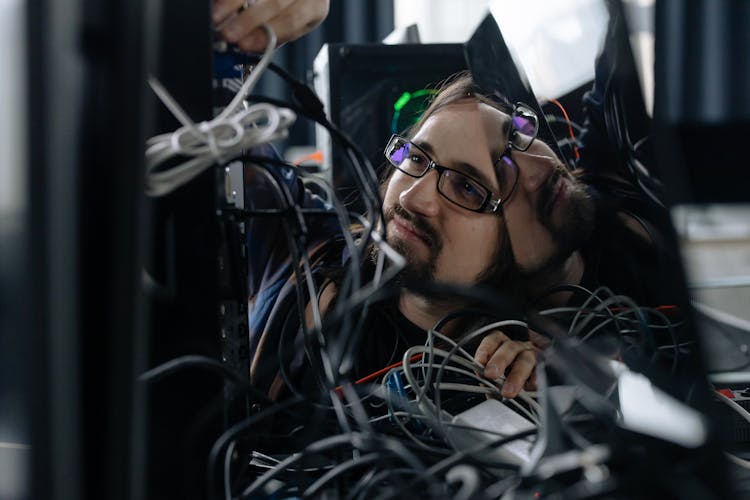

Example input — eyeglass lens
[386,138,492,210]
[509,105,539,151]
[437,169,488,210]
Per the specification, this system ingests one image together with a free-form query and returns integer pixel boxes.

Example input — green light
[391,88,439,133]
[394,92,412,111]
[411,89,436,99]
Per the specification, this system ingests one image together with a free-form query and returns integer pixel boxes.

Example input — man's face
[501,137,595,276]
[381,100,593,288]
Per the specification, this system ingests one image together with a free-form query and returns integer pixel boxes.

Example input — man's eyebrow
[414,139,499,191]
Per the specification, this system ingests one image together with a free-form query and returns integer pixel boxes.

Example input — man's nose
[399,170,439,217]
[515,151,557,194]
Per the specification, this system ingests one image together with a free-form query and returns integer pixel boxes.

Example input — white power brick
[450,399,536,466]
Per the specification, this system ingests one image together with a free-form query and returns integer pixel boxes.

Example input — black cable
[403,430,533,491]
[350,468,422,500]
[139,355,245,385]
[223,440,236,500]
[244,94,382,219]
[138,355,283,410]
[241,158,331,388]
[545,113,583,132]
[237,433,360,498]
[230,69,411,394]
[239,113,382,385]
[207,394,305,500]
[302,452,381,497]
[251,158,356,390]
[238,53,383,211]
[240,157,365,395]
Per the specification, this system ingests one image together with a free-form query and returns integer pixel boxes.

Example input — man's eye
[447,173,484,203]
[460,181,479,195]
[409,154,427,164]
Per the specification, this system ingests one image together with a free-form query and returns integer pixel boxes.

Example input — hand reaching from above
[213,0,330,53]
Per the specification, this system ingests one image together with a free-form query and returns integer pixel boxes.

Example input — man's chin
[391,241,434,284]
[368,237,434,285]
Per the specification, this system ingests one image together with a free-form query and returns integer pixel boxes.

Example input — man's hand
[474,330,541,399]
[213,0,330,53]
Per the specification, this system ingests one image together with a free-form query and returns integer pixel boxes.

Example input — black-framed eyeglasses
[506,102,539,153]
[486,102,540,207]
[383,102,539,214]
[384,135,515,213]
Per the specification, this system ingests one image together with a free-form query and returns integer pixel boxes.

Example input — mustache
[387,204,443,251]
[537,166,570,223]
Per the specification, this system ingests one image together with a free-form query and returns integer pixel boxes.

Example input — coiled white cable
[144,24,296,197]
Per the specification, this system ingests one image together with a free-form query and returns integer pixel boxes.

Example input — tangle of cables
[140,23,719,499]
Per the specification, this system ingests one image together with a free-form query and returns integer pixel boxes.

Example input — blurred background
[1,0,748,498]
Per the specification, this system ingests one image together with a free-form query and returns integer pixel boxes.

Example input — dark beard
[478,169,596,301]
[371,204,443,287]
[368,170,595,302]
[527,169,595,275]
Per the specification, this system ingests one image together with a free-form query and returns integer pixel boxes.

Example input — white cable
[725,452,750,470]
[715,390,750,425]
[422,322,542,437]
[145,24,296,197]
[402,343,541,435]
[416,319,529,405]
[714,391,750,470]
[694,301,750,334]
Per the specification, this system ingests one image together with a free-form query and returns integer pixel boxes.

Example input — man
[376,74,596,398]
[244,70,678,402]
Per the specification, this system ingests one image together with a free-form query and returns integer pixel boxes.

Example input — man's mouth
[542,169,572,216]
[547,178,567,214]
[391,215,431,246]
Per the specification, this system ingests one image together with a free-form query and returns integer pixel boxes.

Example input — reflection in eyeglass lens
[389,141,409,164]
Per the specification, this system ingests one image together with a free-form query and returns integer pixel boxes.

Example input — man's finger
[221,0,296,44]
[474,331,510,366]
[220,0,328,50]
[502,348,536,398]
[213,0,245,25]
[240,0,325,52]
[483,340,531,380]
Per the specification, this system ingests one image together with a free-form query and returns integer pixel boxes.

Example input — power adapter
[449,399,537,466]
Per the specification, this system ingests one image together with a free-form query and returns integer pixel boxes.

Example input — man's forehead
[413,103,511,190]
[417,101,511,153]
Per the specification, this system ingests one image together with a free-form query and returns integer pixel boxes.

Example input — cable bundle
[140,24,718,498]
[145,25,295,197]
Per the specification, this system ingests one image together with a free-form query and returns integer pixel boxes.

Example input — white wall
[394,0,610,99]
[0,0,26,216]
[394,0,492,43]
